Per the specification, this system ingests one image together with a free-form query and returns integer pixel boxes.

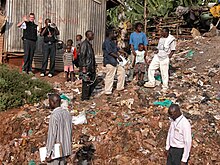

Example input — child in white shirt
[132,43,147,82]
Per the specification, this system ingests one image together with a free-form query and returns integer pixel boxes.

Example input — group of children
[63,34,82,82]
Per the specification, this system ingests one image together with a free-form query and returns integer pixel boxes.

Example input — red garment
[73,47,77,60]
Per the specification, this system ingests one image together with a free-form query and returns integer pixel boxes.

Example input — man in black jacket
[40,18,59,78]
[17,13,42,74]
[79,30,96,101]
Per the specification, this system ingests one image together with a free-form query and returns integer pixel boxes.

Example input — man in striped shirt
[46,94,72,165]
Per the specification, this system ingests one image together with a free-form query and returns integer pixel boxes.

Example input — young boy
[76,34,82,52]
[66,39,77,55]
[133,43,147,85]
[75,34,82,68]
[63,45,75,82]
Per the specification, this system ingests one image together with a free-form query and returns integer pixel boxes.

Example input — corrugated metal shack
[1,0,123,70]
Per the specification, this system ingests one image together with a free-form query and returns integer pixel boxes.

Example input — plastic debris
[60,94,71,102]
[28,160,36,165]
[72,88,81,94]
[0,37,220,164]
[153,99,173,107]
[154,75,162,83]
[120,98,134,109]
[72,111,87,125]
[185,50,195,59]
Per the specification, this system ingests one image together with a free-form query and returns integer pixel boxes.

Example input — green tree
[107,0,210,28]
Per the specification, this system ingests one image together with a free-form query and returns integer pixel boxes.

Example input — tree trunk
[144,0,147,33]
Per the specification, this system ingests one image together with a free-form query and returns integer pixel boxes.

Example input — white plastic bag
[72,111,87,125]
[61,100,69,110]
[117,55,128,67]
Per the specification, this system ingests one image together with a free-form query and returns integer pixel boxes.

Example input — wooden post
[144,0,147,33]
[0,35,3,64]
[176,25,179,41]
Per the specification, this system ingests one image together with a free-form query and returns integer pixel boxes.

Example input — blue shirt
[129,32,148,51]
[102,38,119,67]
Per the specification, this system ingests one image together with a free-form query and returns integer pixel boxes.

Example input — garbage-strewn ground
[0,37,220,165]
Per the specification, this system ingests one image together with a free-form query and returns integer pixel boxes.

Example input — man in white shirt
[166,104,192,165]
[17,13,42,74]
[144,27,176,92]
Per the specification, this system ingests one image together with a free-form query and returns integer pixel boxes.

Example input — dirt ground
[0,36,219,165]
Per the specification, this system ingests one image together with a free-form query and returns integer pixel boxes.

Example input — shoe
[40,73,45,77]
[116,88,125,92]
[144,82,155,88]
[48,73,53,78]
[105,92,112,95]
[81,98,90,102]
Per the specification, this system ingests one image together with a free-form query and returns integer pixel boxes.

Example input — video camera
[48,23,57,28]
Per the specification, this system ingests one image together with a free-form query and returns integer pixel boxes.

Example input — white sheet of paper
[20,22,27,29]
[39,143,62,162]
[117,55,127,66]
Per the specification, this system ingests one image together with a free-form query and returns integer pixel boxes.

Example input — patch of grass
[0,65,53,111]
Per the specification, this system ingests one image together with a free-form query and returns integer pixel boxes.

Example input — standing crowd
[17,13,192,165]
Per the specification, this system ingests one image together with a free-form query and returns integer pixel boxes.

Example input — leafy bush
[0,65,53,111]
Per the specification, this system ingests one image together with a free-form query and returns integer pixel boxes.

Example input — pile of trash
[0,37,219,164]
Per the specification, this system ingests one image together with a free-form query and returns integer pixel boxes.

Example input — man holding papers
[102,29,128,95]
[45,94,72,164]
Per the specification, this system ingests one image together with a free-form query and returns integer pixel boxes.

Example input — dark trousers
[47,156,66,165]
[167,147,188,165]
[42,42,56,75]
[81,72,97,100]
[23,39,36,72]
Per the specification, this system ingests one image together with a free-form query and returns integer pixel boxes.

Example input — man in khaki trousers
[102,29,127,95]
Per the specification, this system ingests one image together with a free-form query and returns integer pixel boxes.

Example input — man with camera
[40,18,59,77]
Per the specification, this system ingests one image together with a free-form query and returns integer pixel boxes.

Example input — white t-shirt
[135,50,145,64]
[157,35,176,60]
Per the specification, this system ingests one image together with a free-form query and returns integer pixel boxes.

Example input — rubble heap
[0,36,219,165]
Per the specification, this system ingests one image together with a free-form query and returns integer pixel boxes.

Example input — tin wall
[4,0,107,70]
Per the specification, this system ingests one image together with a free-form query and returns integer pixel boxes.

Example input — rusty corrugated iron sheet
[4,0,107,70]
[5,0,107,54]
